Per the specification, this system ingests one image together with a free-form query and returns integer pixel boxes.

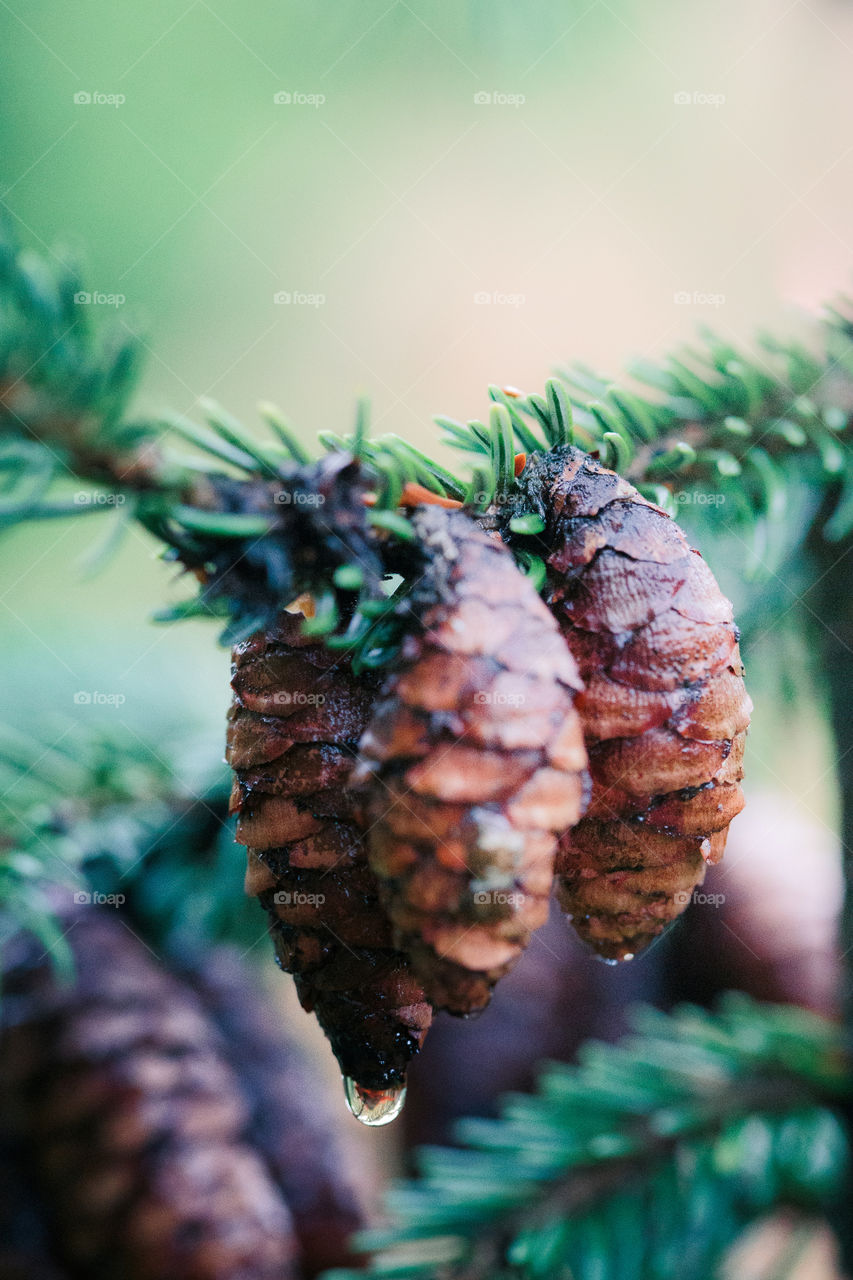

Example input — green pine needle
[332,997,849,1280]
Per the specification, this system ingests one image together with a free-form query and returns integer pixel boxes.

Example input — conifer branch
[4,223,852,650]
[0,714,272,972]
[324,997,850,1280]
[3,220,853,658]
[0,723,180,969]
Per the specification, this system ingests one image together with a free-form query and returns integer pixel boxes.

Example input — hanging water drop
[343,1077,407,1126]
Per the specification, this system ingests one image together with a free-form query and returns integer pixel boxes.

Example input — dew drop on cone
[343,1077,407,1126]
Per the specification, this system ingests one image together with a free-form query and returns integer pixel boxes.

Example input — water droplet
[597,949,635,966]
[343,1077,407,1126]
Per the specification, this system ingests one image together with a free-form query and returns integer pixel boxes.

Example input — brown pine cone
[0,1141,70,1280]
[0,911,297,1280]
[188,946,364,1276]
[355,506,588,1015]
[514,446,752,961]
[228,610,433,1100]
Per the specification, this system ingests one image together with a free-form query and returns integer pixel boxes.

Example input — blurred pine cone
[0,1140,69,1279]
[0,910,363,1279]
[187,946,364,1275]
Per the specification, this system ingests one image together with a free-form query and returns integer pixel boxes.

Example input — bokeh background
[2,0,851,1237]
[3,0,853,740]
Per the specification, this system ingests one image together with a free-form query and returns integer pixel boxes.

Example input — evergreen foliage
[3,219,853,653]
[325,997,850,1280]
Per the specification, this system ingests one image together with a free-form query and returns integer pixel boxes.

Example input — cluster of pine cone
[228,448,752,1112]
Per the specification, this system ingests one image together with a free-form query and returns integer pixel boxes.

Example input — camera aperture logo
[273,891,325,906]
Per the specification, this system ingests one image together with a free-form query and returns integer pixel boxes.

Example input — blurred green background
[1,0,849,802]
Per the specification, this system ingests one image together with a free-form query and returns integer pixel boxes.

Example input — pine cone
[0,912,297,1280]
[0,1141,70,1280]
[228,611,433,1099]
[188,946,364,1276]
[356,506,588,1014]
[515,447,752,960]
